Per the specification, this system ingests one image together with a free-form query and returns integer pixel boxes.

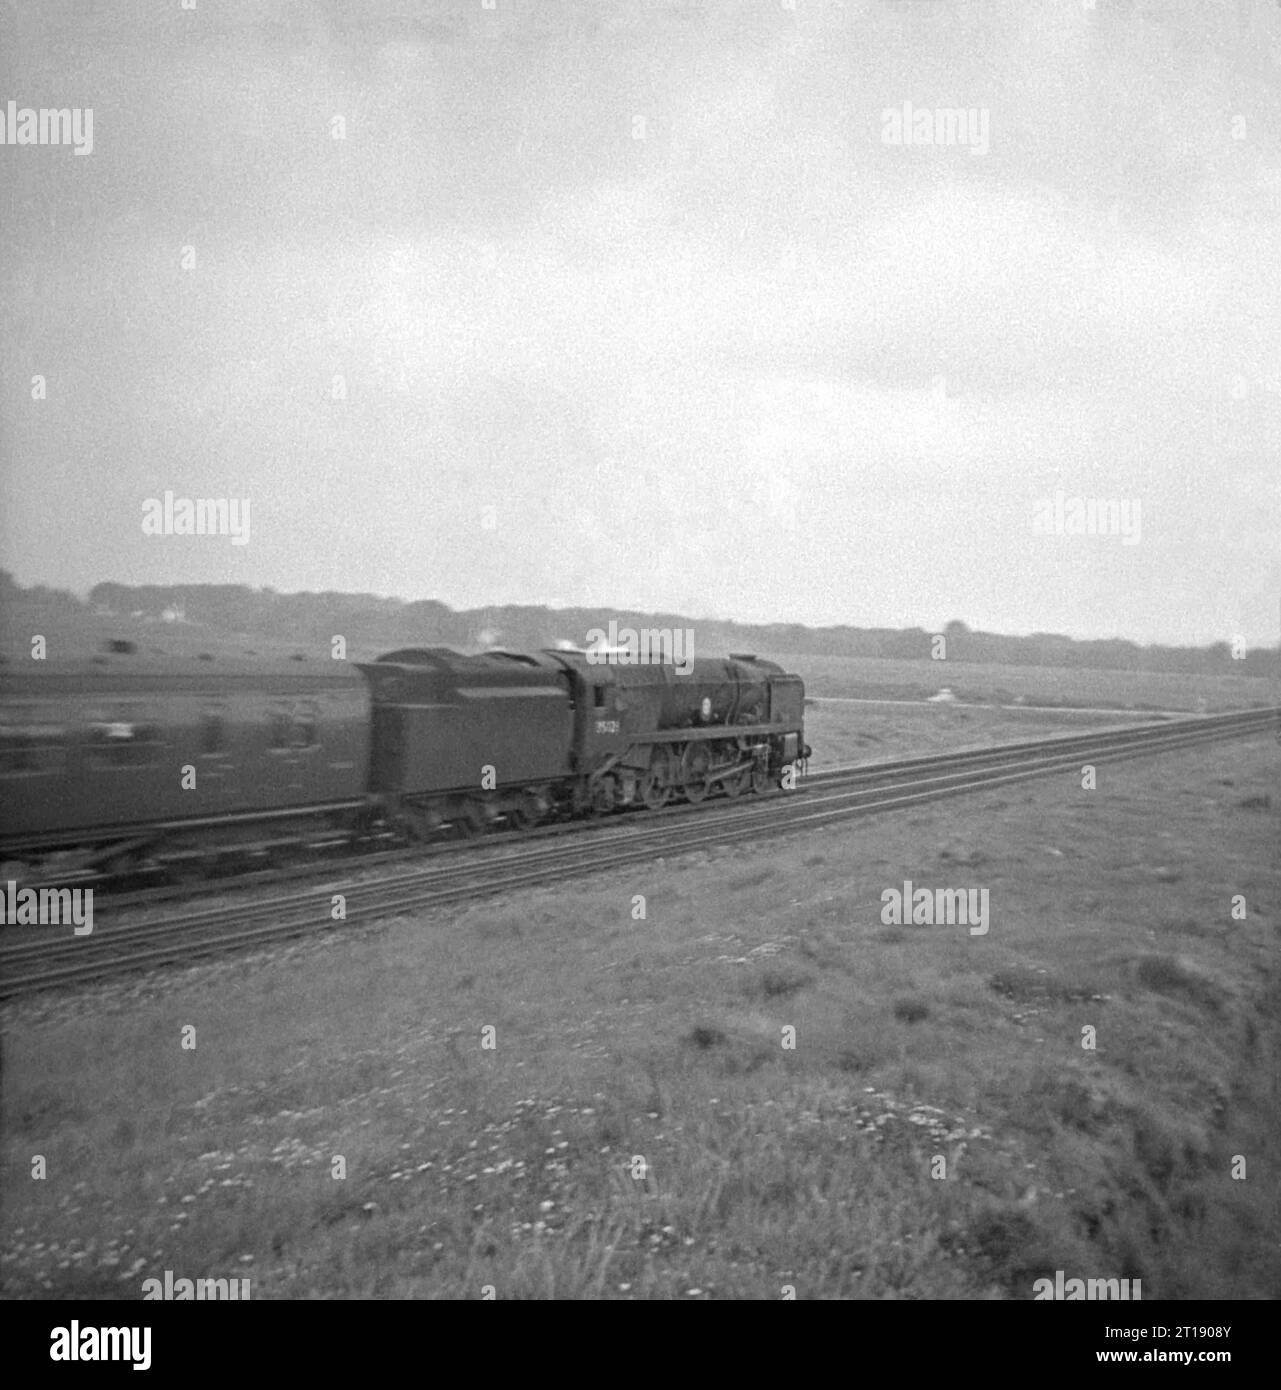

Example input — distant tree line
[0,574,1273,676]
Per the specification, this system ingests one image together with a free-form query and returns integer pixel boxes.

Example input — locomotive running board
[635,723,793,744]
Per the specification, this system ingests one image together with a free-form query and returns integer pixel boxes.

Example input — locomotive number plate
[594,719,620,735]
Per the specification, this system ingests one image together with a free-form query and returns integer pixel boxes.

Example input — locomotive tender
[0,642,810,877]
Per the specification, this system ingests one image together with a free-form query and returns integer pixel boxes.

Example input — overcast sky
[2,0,1278,646]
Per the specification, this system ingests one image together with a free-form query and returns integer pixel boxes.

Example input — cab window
[0,708,67,775]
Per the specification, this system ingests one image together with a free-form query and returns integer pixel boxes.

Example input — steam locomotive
[0,642,810,878]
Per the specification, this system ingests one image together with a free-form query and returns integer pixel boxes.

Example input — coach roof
[0,646,368,691]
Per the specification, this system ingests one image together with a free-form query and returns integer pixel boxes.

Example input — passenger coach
[0,645,370,875]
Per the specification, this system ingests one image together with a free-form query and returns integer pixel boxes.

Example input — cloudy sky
[2,0,1278,646]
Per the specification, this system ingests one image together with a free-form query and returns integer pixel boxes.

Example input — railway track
[9,707,1269,920]
[1,707,1274,998]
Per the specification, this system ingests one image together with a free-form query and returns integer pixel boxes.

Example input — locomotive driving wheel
[680,742,712,804]
[724,765,751,798]
[719,742,747,798]
[506,789,545,832]
[639,748,672,810]
[589,776,616,817]
[749,755,770,794]
[452,798,487,839]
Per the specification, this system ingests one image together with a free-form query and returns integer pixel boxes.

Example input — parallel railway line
[1,707,1274,998]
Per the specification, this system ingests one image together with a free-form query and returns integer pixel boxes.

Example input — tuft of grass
[727,868,775,892]
[892,998,929,1024]
[987,1064,1110,1139]
[746,966,813,1000]
[967,1206,1039,1265]
[988,968,1103,1005]
[1163,916,1208,938]
[1132,954,1226,1015]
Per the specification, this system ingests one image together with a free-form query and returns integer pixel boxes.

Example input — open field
[760,651,1277,713]
[802,700,1149,772]
[2,732,1277,1299]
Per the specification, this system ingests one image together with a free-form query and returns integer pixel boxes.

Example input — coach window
[293,702,319,749]
[0,708,35,774]
[199,709,226,756]
[269,708,293,751]
[88,708,163,768]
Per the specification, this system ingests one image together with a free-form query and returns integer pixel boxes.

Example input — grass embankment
[2,735,1277,1298]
